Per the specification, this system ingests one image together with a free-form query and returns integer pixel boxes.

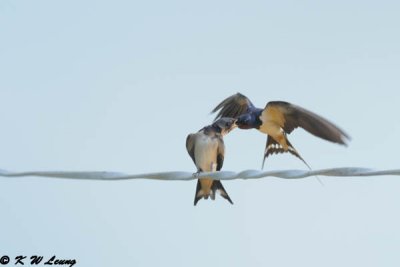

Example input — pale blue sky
[1,1,400,266]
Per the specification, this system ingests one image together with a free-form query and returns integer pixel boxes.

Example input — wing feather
[216,136,225,171]
[211,93,255,121]
[262,101,350,145]
[186,134,196,165]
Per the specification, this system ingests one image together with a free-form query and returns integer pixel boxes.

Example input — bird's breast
[194,135,219,172]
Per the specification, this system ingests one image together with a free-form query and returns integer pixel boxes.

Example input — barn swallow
[212,93,350,168]
[186,118,236,205]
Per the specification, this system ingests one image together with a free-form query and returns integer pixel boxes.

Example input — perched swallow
[186,118,236,205]
[212,93,350,168]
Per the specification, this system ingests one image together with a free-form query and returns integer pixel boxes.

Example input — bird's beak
[231,119,238,129]
[234,118,252,129]
[227,120,238,133]
[234,119,242,128]
[221,120,237,136]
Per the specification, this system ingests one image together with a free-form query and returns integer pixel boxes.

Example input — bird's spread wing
[261,101,350,145]
[216,136,225,171]
[211,93,256,121]
[186,134,196,165]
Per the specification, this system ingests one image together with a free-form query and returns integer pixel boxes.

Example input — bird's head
[235,113,259,129]
[212,117,237,136]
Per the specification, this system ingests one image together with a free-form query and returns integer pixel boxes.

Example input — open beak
[231,119,238,130]
[226,119,237,134]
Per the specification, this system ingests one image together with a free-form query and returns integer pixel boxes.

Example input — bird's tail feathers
[211,180,234,204]
[194,179,233,205]
[262,136,324,185]
[262,135,311,169]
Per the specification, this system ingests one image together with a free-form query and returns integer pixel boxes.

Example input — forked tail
[194,179,234,205]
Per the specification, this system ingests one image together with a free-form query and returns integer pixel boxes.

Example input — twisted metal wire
[0,167,399,181]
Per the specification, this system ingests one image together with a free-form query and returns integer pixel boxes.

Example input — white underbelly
[194,136,218,172]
